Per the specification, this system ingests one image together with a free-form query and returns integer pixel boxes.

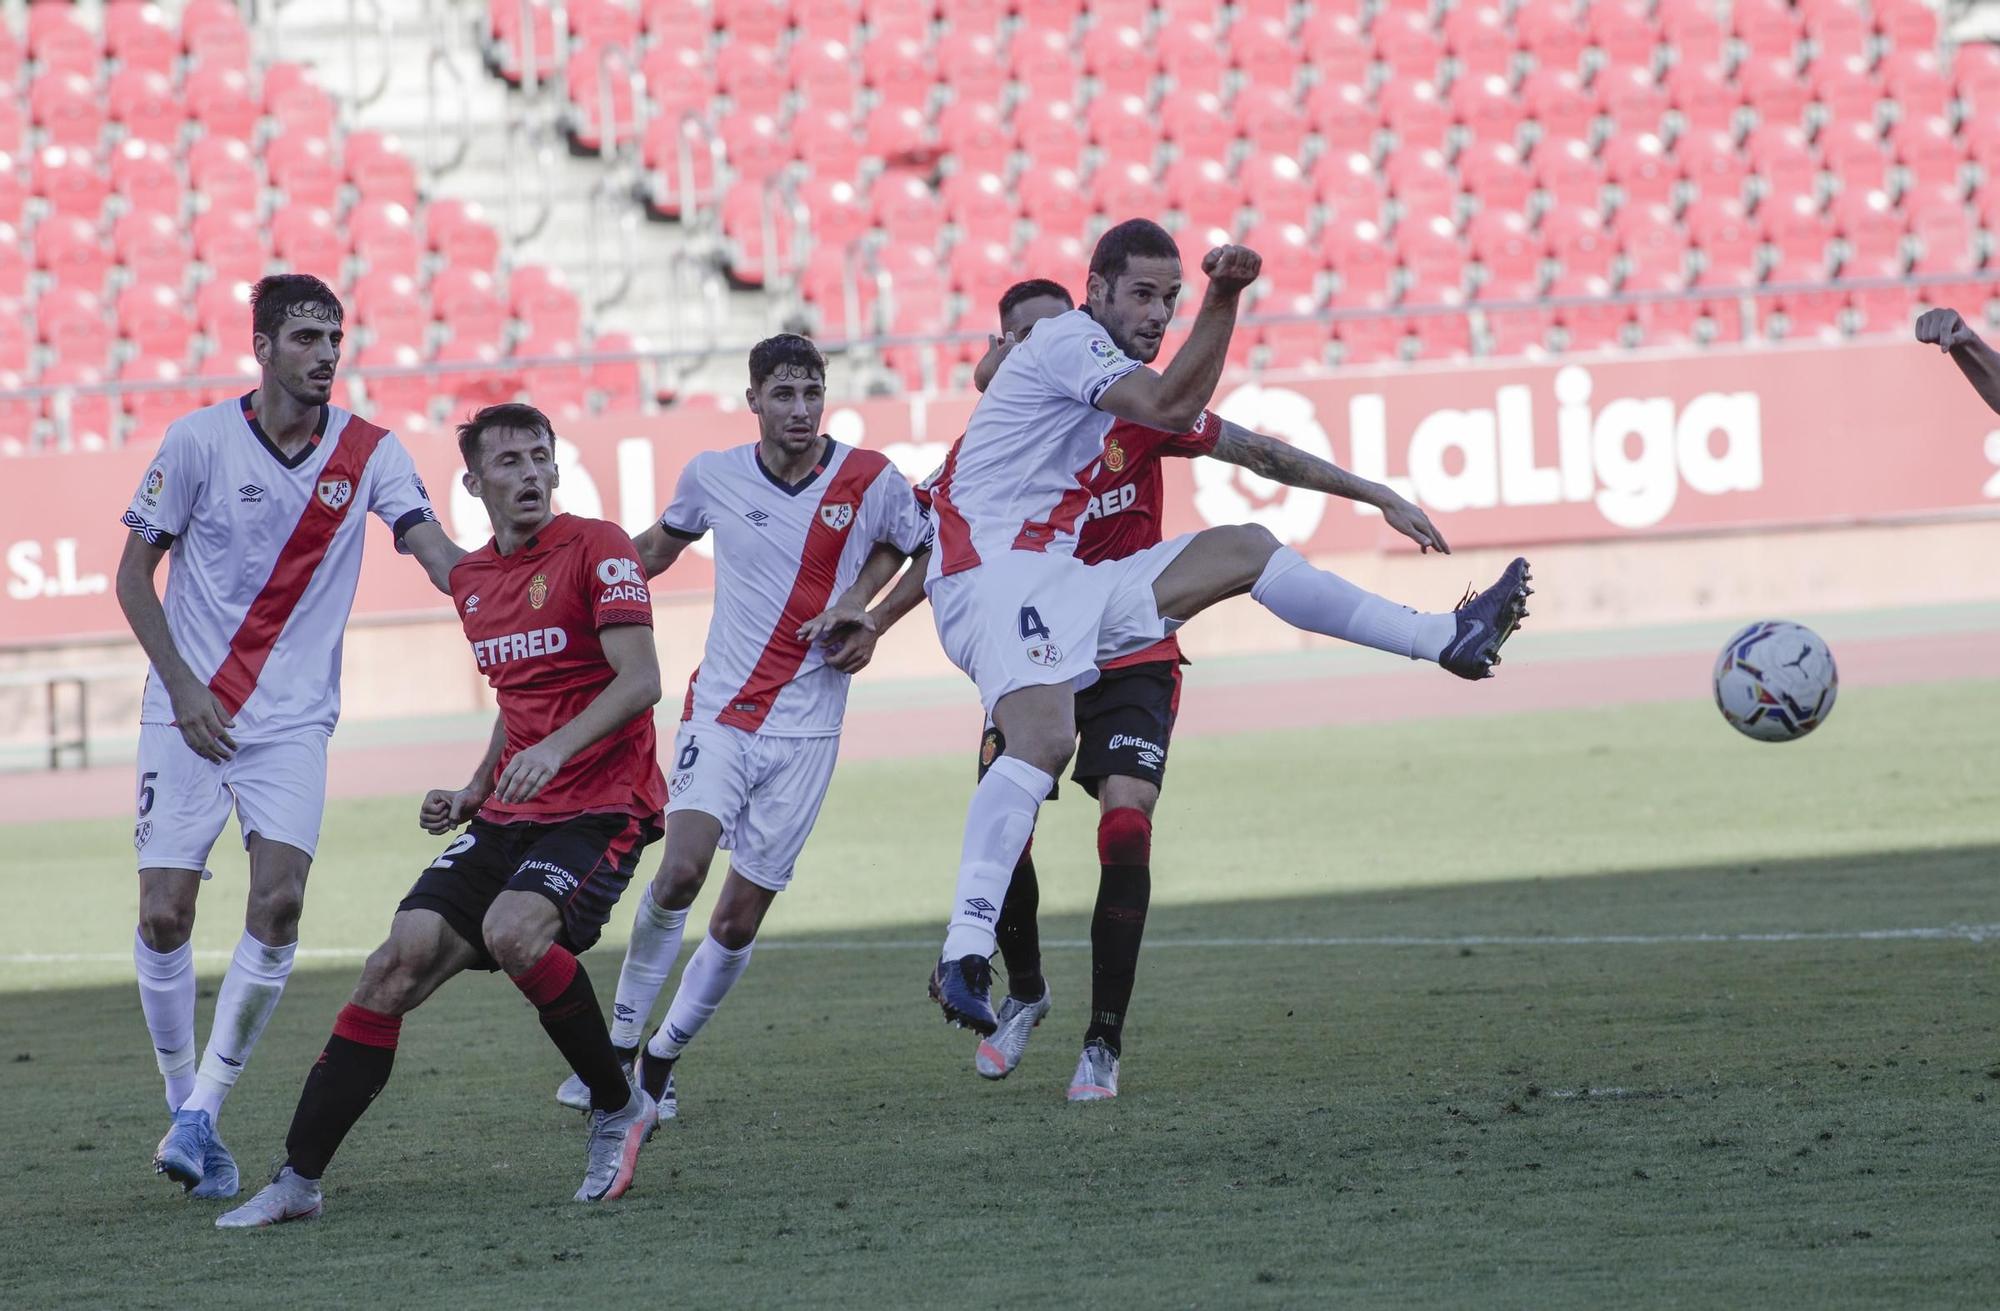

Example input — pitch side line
[7,923,1997,966]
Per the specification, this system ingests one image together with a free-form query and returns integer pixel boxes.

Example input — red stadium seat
[1407,303,1473,360]
[1163,90,1235,163]
[1522,67,1594,143]
[1313,149,1387,223]
[358,341,437,420]
[947,237,1015,304]
[1686,197,1761,288]
[195,278,252,342]
[1760,192,1835,283]
[189,136,261,212]
[272,207,347,285]
[111,139,183,218]
[1880,48,1952,122]
[1874,0,1939,53]
[565,46,639,154]
[1542,205,1617,281]
[1745,123,1818,206]
[1533,136,1605,213]
[1088,94,1159,170]
[1300,11,1370,89]
[937,100,1007,176]
[1733,0,1803,60]
[716,0,791,46]
[0,225,25,299]
[267,133,343,211]
[1375,9,1444,82]
[798,176,871,252]
[1891,116,1965,194]
[1459,141,1534,214]
[1516,0,1588,76]
[269,79,340,141]
[28,6,98,77]
[720,110,791,182]
[1167,156,1240,233]
[0,152,22,225]
[352,201,423,280]
[1832,187,1904,271]
[1589,1,1659,72]
[1906,191,1978,275]
[119,283,198,361]
[186,0,254,69]
[1674,129,1749,207]
[641,117,718,218]
[353,271,430,350]
[1396,214,1468,298]
[1241,221,1316,301]
[1444,4,1516,82]
[1241,154,1313,228]
[1016,163,1088,237]
[1811,54,1883,130]
[1802,0,1872,64]
[1378,78,1450,151]
[1085,24,1155,100]
[1236,85,1311,159]
[568,0,641,49]
[1019,231,1087,286]
[194,208,269,287]
[37,287,113,364]
[42,360,116,446]
[790,36,861,113]
[349,132,421,209]
[1452,74,1522,149]
[1230,16,1297,91]
[511,265,583,340]
[1739,57,1813,129]
[114,210,190,288]
[1625,260,1703,344]
[1664,61,1739,139]
[431,267,510,343]
[586,330,644,412]
[935,30,1008,106]
[1657,0,1726,65]
[1260,295,1333,372]
[1849,281,1916,334]
[1820,120,1892,197]
[1011,28,1082,104]
[862,32,934,105]
[186,65,261,141]
[1604,132,1676,209]
[794,107,866,181]
[1385,147,1456,216]
[33,146,110,220]
[642,44,717,123]
[1159,20,1229,99]
[35,214,111,292]
[1323,217,1394,304]
[716,42,788,117]
[109,69,183,148]
[1306,80,1376,158]
[108,2,182,76]
[1598,65,1671,139]
[514,331,590,420]
[0,305,26,370]
[1015,96,1084,167]
[722,178,800,285]
[122,358,206,438]
[1468,208,1541,285]
[1335,313,1405,366]
[871,171,944,246]
[864,102,935,166]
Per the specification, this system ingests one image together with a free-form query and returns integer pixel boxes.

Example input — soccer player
[116,274,461,1199]
[1915,306,2000,413]
[916,219,1532,1043]
[218,403,667,1227]
[552,334,932,1121]
[948,277,1449,1099]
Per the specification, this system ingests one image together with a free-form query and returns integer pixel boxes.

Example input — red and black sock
[994,837,1045,1003]
[284,1003,401,1181]
[1085,808,1152,1057]
[512,944,630,1113]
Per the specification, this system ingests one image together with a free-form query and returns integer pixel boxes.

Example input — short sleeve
[365,432,439,554]
[658,456,712,540]
[1032,312,1142,410]
[1155,408,1223,458]
[866,466,934,555]
[122,422,202,547]
[580,521,654,630]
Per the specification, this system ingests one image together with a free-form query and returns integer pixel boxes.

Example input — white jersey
[122,394,436,743]
[661,438,932,737]
[924,308,1142,584]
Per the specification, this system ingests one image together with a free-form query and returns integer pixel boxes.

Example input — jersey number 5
[1018,606,1050,641]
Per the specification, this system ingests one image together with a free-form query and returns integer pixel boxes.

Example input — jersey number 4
[1018,606,1050,641]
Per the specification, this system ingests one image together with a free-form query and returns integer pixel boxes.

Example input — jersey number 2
[432,831,477,869]
[1018,606,1050,641]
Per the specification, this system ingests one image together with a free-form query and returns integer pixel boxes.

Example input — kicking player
[966,278,1449,1099]
[116,274,461,1199]
[1915,306,2000,413]
[918,219,1532,1043]
[550,334,931,1122]
[219,404,668,1227]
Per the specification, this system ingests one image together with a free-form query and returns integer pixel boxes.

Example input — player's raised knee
[352,938,429,1015]
[480,899,559,976]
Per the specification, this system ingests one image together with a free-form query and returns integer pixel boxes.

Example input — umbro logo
[745,509,771,526]
[238,484,264,502]
[464,594,480,613]
[964,897,998,922]
[218,1055,243,1068]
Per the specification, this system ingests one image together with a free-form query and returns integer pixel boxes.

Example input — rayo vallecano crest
[316,478,353,511]
[819,502,854,531]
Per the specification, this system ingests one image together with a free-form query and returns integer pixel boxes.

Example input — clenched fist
[1915,307,1978,352]
[1202,244,1263,296]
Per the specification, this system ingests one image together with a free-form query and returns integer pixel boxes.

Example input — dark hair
[456,402,553,469]
[998,278,1073,322]
[748,333,826,391]
[250,274,343,343]
[1088,218,1180,290]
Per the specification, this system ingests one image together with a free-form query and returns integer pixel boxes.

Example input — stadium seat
[1811,55,1883,130]
[1299,11,1371,89]
[1657,0,1727,66]
[1314,150,1387,224]
[642,44,717,123]
[1746,124,1818,207]
[111,140,184,219]
[1396,215,1468,298]
[1159,20,1229,100]
[266,133,343,211]
[1874,0,1939,54]
[1236,86,1311,160]
[1832,187,1904,272]
[565,46,639,155]
[798,176,871,253]
[1534,136,1605,213]
[1589,0,1659,72]
[1821,121,1892,198]
[108,2,182,76]
[1085,24,1154,100]
[1676,129,1751,207]
[194,208,269,287]
[1444,4,1516,82]
[1517,0,1589,76]
[269,79,341,141]
[936,100,1007,177]
[114,210,189,289]
[0,224,25,299]
[1664,61,1739,139]
[121,358,205,438]
[186,0,254,69]
[1260,295,1333,372]
[1012,27,1082,104]
[585,330,644,412]
[352,201,423,280]
[1020,165,1093,239]
[273,207,347,285]
[1522,68,1594,144]
[870,171,944,247]
[936,31,1008,106]
[1163,91,1236,164]
[1164,156,1238,233]
[109,69,183,148]
[1542,205,1618,281]
[1468,208,1541,288]
[186,65,261,141]
[28,6,97,77]
[1459,141,1534,215]
[1242,221,1317,301]
[37,287,113,366]
[1849,281,1916,334]
[426,198,503,272]
[195,278,253,343]
[1088,94,1159,170]
[513,330,590,420]
[1881,48,1953,122]
[431,267,510,345]
[1734,0,1804,60]
[353,271,430,351]
[1740,56,1814,130]
[1323,217,1394,304]
[1335,313,1406,365]
[1230,16,1297,91]
[35,214,112,293]
[118,283,198,362]
[721,178,798,286]
[189,136,262,213]
[1907,193,1978,275]
[1305,80,1376,158]
[0,152,21,225]
[1598,65,1671,140]
[1452,74,1522,149]
[1379,78,1451,152]
[1375,9,1445,82]
[719,111,792,182]
[947,237,1015,306]
[42,360,115,447]
[716,42,788,117]
[864,102,935,166]
[1241,154,1313,228]
[355,342,434,423]
[350,132,420,209]
[1015,96,1084,168]
[511,266,583,340]
[34,146,111,220]
[1603,132,1675,210]
[1891,116,1965,194]
[1761,192,1836,283]
[641,117,718,218]
[862,32,934,107]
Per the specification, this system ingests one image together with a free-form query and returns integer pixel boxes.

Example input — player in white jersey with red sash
[115,274,462,1199]
[551,335,931,1120]
[914,221,1535,1036]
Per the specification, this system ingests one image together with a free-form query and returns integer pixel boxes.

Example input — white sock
[133,930,197,1113]
[646,934,754,1061]
[181,932,297,1123]
[609,892,688,1049]
[1251,547,1455,662]
[941,756,1050,961]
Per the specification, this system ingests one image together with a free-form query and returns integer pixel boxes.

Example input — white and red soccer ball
[1713,620,1838,742]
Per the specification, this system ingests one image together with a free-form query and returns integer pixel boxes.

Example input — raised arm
[972,334,1016,393]
[1096,245,1262,434]
[1916,307,2000,415]
[493,624,663,806]
[400,519,465,594]
[1208,420,1450,554]
[115,533,237,762]
[632,523,697,579]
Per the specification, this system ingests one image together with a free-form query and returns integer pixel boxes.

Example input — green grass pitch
[2,682,1997,1307]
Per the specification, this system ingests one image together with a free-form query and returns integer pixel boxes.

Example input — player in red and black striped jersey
[220,404,668,1228]
[828,279,1450,1101]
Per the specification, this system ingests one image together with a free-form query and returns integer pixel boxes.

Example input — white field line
[5,923,1997,966]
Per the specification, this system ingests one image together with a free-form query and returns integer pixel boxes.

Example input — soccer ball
[1712,621,1838,742]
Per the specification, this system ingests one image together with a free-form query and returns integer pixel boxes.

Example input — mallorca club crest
[819,502,855,531]
[528,573,549,609]
[316,477,353,512]
[1104,437,1127,473]
[979,728,1001,768]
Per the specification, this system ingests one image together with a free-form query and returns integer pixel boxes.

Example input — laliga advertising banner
[4,339,1997,647]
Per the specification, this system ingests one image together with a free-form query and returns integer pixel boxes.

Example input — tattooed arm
[1207,419,1451,554]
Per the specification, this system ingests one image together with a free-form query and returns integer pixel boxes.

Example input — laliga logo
[1192,385,1335,545]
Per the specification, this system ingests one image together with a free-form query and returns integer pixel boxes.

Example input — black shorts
[398,812,661,972]
[974,659,1182,800]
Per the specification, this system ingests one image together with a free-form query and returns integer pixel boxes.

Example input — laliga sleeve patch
[1087,337,1125,371]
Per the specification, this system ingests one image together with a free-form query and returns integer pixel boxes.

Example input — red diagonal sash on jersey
[926,439,982,576]
[208,417,390,717]
[717,448,890,733]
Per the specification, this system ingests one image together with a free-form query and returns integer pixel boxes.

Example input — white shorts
[929,534,1193,713]
[664,721,841,892]
[133,724,329,871]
